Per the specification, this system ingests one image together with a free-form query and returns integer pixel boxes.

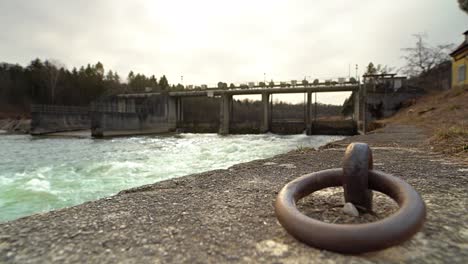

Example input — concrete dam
[32,81,404,137]
[88,84,363,137]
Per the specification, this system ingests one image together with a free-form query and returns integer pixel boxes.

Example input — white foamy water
[0,133,343,222]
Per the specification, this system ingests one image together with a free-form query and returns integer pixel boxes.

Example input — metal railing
[30,104,89,114]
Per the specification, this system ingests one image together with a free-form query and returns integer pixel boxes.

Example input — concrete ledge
[1,124,466,263]
[93,127,177,137]
[30,107,90,136]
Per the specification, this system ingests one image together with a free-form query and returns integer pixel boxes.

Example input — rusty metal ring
[275,168,426,254]
[343,143,373,211]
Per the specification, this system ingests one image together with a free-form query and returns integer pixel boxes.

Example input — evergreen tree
[159,75,169,90]
[128,71,135,82]
[269,80,275,87]
[95,62,104,77]
[113,72,120,83]
[106,70,114,81]
[149,75,158,88]
[175,84,184,90]
[366,62,377,75]
[459,0,468,14]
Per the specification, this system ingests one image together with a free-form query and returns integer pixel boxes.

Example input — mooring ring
[343,143,373,211]
[275,168,426,254]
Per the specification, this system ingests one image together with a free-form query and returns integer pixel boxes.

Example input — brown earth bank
[0,124,467,263]
[380,85,467,162]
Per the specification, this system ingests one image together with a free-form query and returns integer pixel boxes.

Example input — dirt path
[0,124,467,263]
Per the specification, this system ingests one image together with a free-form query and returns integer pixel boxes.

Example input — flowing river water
[0,133,344,222]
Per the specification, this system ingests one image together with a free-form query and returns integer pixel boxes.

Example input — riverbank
[0,124,467,263]
[0,118,30,134]
[382,86,467,162]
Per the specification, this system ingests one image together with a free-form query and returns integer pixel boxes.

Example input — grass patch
[295,145,314,153]
[367,121,385,132]
[449,85,467,97]
[434,125,468,140]
[432,125,468,155]
[448,104,461,111]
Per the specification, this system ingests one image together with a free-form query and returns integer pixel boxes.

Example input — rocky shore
[0,124,467,263]
[0,118,30,134]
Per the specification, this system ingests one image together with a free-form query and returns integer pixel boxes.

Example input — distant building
[450,30,468,88]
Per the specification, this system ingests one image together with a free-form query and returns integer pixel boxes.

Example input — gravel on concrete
[0,124,467,263]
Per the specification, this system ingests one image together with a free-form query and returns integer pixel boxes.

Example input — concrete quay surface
[0,125,467,263]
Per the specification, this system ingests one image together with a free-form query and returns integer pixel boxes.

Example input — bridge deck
[117,84,359,98]
[173,85,358,97]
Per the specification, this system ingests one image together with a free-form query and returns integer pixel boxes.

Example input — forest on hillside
[0,59,171,113]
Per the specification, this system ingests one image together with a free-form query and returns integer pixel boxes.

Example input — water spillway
[0,133,343,222]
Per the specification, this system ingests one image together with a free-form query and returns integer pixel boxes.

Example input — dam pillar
[175,97,183,123]
[362,83,367,134]
[355,84,367,134]
[354,89,360,132]
[306,92,312,135]
[261,92,271,133]
[167,96,177,125]
[219,93,232,135]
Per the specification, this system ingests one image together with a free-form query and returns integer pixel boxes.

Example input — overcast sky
[0,0,466,104]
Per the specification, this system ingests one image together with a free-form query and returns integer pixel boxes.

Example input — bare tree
[401,34,453,77]
[459,0,468,14]
[365,62,395,75]
[43,59,65,104]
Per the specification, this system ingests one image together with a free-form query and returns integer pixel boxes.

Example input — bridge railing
[31,104,89,114]
[184,81,359,92]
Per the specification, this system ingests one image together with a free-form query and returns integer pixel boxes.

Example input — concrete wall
[271,120,356,135]
[177,122,219,133]
[91,95,177,137]
[366,91,424,121]
[178,120,356,135]
[230,122,262,134]
[271,121,305,135]
[30,105,89,135]
[308,120,357,135]
[178,121,261,134]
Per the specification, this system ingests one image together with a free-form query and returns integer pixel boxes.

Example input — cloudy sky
[0,0,466,104]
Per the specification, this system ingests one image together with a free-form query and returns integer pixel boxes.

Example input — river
[0,133,343,222]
